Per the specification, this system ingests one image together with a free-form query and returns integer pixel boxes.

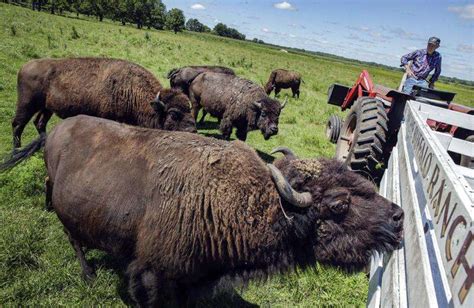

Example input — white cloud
[262,28,270,33]
[289,34,296,38]
[457,43,474,53]
[274,1,296,11]
[448,4,474,20]
[190,3,206,10]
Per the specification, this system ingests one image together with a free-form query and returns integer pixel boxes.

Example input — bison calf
[265,69,302,98]
[12,57,196,150]
[1,115,404,306]
[189,72,286,141]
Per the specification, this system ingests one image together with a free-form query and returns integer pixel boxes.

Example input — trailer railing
[367,100,474,307]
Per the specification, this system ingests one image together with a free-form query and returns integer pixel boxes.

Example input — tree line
[3,0,247,40]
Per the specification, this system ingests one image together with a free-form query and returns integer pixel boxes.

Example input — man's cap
[428,37,441,46]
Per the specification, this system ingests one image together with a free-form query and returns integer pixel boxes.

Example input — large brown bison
[1,115,404,306]
[265,69,302,98]
[189,72,286,141]
[167,65,235,95]
[11,57,196,150]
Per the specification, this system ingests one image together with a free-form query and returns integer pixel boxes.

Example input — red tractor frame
[326,70,473,181]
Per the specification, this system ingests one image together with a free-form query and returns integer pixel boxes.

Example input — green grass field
[0,3,472,306]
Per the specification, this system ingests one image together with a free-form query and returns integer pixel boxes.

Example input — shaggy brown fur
[11,57,196,149]
[3,115,404,306]
[167,66,235,95]
[265,69,302,98]
[189,72,285,141]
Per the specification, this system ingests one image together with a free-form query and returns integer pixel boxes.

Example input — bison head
[253,97,287,140]
[268,147,404,271]
[264,82,275,95]
[150,89,197,133]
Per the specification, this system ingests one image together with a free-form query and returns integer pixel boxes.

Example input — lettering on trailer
[407,115,473,304]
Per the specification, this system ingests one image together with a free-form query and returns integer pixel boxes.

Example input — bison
[167,65,235,95]
[189,72,287,141]
[11,57,197,150]
[265,69,302,98]
[1,115,404,307]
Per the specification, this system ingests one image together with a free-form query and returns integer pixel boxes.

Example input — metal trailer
[367,100,474,307]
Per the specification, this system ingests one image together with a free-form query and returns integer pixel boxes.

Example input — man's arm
[429,56,442,88]
[401,50,419,77]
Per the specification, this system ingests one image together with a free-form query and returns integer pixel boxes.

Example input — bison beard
[11,57,196,150]
[9,115,403,306]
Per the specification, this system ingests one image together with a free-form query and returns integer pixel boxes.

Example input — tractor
[326,70,474,181]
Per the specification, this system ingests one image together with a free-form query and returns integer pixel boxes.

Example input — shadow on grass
[88,254,134,306]
[88,254,259,307]
[197,120,219,130]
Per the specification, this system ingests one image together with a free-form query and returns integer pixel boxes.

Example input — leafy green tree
[186,18,209,33]
[165,8,185,33]
[213,23,245,40]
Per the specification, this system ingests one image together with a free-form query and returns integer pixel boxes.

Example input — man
[400,36,442,94]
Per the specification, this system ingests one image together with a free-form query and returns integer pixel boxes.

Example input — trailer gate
[367,100,474,307]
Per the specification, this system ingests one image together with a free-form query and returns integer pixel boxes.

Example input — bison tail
[301,79,305,84]
[0,133,46,172]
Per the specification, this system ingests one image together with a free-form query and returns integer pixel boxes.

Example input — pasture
[0,3,472,306]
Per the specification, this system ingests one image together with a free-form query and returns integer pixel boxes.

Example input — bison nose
[391,206,404,228]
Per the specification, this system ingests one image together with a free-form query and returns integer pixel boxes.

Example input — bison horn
[253,101,262,109]
[267,164,312,208]
[150,91,165,111]
[281,97,288,109]
[270,147,297,160]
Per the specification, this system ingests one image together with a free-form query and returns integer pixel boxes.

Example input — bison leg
[127,260,162,307]
[198,110,207,125]
[65,228,96,282]
[44,176,53,211]
[292,85,300,99]
[33,110,53,135]
[274,87,281,97]
[12,107,38,150]
[219,118,233,140]
[236,127,248,141]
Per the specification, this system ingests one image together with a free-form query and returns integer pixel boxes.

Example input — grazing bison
[1,115,404,306]
[167,65,235,94]
[11,57,196,150]
[265,69,302,98]
[189,72,286,141]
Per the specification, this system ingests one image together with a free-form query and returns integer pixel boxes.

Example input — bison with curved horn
[11,58,197,151]
[189,72,287,141]
[0,115,404,306]
[265,69,303,98]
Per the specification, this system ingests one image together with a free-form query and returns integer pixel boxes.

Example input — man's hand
[404,65,415,78]
[428,82,435,89]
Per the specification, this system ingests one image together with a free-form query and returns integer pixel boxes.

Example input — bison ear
[322,188,351,215]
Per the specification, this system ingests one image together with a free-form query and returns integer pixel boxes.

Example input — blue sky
[164,0,474,81]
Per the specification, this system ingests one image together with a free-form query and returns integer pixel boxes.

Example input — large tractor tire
[460,135,474,169]
[335,97,388,181]
[326,114,342,144]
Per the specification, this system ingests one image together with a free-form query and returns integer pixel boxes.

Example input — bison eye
[261,111,267,117]
[169,111,182,121]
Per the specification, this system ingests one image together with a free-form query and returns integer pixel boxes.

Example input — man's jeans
[402,77,428,94]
